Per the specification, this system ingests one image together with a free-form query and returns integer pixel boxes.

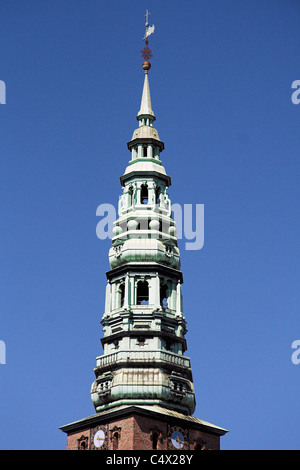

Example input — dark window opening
[155,187,160,205]
[77,436,88,450]
[137,336,146,347]
[152,432,158,449]
[128,186,133,206]
[119,283,125,308]
[80,440,86,450]
[143,146,148,157]
[165,339,173,352]
[137,280,149,305]
[194,440,206,450]
[141,184,148,204]
[160,284,168,309]
[112,432,119,450]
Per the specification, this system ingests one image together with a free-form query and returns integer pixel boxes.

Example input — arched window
[118,283,125,308]
[112,432,119,450]
[137,280,149,305]
[128,186,133,207]
[150,428,161,449]
[141,184,148,204]
[152,432,159,449]
[194,439,206,450]
[77,435,88,450]
[160,284,168,309]
[155,186,160,206]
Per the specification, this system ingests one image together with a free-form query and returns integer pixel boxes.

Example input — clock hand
[175,436,184,445]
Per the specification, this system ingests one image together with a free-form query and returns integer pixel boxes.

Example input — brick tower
[60,13,228,451]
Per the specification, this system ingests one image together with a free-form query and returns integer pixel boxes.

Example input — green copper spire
[90,17,196,417]
[60,15,228,451]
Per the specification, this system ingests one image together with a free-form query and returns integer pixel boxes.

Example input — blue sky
[0,0,300,450]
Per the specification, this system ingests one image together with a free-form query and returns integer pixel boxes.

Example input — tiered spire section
[90,22,196,417]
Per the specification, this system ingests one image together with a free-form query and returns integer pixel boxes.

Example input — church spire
[60,12,228,450]
[88,12,197,417]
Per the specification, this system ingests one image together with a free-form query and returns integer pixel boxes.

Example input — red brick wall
[65,413,220,450]
[66,428,90,450]
[108,416,134,450]
[189,428,220,450]
[132,414,167,450]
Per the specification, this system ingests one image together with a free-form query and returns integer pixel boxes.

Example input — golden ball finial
[142,61,151,71]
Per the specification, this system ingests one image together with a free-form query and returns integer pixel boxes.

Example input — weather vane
[141,9,155,68]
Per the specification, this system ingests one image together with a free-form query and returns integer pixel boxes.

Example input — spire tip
[141,10,154,69]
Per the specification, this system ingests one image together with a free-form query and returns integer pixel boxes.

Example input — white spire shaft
[137,71,155,121]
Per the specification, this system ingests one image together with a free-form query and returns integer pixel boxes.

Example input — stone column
[176,280,182,316]
[104,282,111,315]
[111,282,116,311]
[124,274,130,309]
[136,184,141,205]
[154,274,161,308]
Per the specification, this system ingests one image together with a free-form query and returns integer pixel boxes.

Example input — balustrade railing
[96,349,190,368]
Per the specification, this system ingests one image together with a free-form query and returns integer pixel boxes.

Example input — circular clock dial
[171,431,185,449]
[94,429,105,448]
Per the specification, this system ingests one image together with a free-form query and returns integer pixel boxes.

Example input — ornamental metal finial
[141,10,155,70]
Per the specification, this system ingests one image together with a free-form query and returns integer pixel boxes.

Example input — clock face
[171,431,185,449]
[168,425,188,450]
[94,429,105,448]
[91,425,107,450]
